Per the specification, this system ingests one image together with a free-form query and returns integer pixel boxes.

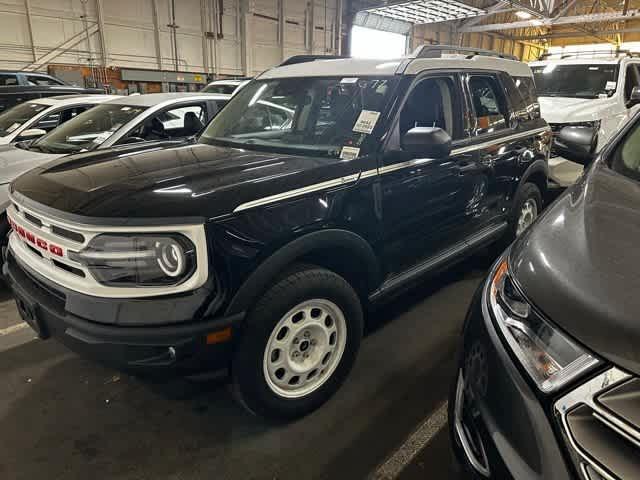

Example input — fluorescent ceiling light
[366,0,486,25]
[515,11,532,19]
[530,19,543,26]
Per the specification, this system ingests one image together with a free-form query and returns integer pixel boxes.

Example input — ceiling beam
[510,26,640,40]
[461,9,640,32]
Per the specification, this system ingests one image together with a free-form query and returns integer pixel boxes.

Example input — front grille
[7,194,209,299]
[556,368,640,480]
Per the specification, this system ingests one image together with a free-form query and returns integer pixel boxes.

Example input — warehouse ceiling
[355,0,640,46]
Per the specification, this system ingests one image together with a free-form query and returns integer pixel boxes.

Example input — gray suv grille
[555,368,640,480]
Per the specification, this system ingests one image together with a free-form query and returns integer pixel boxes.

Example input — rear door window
[35,106,91,132]
[26,75,64,86]
[468,74,510,135]
[124,103,208,142]
[0,74,18,86]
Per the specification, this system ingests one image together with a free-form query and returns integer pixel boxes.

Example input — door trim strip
[233,126,549,213]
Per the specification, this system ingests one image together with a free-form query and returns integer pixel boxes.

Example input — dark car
[4,47,550,419]
[0,71,104,112]
[450,116,640,478]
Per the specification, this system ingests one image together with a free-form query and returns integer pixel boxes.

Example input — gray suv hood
[510,161,640,376]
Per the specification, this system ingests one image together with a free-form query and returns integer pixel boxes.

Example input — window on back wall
[350,25,407,59]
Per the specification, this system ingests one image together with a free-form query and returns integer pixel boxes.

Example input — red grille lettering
[10,218,64,257]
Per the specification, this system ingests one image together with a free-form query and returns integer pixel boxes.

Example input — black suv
[450,118,640,478]
[4,47,550,419]
[0,71,103,112]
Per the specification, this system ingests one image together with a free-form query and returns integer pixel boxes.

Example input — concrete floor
[0,256,492,480]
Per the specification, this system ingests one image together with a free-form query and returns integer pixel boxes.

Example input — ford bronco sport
[4,46,550,419]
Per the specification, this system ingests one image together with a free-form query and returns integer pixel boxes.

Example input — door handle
[455,161,478,175]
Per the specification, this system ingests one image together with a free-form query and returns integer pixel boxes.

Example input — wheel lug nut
[303,331,311,338]
[293,351,300,358]
[303,353,309,358]
[293,338,299,344]
[310,339,317,345]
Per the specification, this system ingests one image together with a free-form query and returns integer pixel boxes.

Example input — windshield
[200,76,397,158]
[202,83,238,95]
[31,103,147,154]
[0,102,48,137]
[532,64,619,99]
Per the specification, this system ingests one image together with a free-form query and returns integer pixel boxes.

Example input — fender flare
[517,159,548,200]
[224,229,381,316]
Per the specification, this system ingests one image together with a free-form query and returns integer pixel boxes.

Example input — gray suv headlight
[488,259,601,393]
[69,233,197,287]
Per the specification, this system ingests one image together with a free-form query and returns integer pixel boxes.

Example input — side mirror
[401,127,452,158]
[554,126,597,165]
[629,86,640,107]
[16,128,47,141]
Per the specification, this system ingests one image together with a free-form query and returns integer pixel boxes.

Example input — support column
[24,0,37,62]
[278,0,285,61]
[240,0,253,76]
[151,0,163,70]
[201,0,210,73]
[95,0,108,66]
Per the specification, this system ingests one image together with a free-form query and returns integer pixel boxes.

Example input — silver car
[0,94,120,145]
[0,92,230,243]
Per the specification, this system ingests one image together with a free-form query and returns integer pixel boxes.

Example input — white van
[530,52,640,186]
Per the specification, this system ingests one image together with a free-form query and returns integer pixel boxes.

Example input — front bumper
[4,248,242,375]
[450,278,574,479]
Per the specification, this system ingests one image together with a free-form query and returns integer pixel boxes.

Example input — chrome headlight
[69,234,197,287]
[488,259,601,393]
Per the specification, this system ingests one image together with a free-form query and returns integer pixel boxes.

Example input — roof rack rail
[538,49,640,60]
[279,55,348,67]
[413,44,517,61]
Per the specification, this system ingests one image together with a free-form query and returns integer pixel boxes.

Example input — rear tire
[231,264,363,420]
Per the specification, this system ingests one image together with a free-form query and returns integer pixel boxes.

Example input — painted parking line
[369,401,448,480]
[0,321,37,353]
[0,321,28,337]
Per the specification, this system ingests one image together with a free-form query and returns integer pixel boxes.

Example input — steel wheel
[263,299,347,399]
[516,198,538,237]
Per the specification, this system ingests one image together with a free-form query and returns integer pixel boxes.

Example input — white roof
[206,79,246,86]
[259,54,532,80]
[30,94,121,107]
[102,92,231,107]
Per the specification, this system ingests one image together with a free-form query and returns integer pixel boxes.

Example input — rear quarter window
[511,75,541,120]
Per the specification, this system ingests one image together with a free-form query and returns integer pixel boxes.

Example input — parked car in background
[201,78,251,95]
[0,70,104,113]
[0,94,120,145]
[450,117,640,479]
[530,51,640,187]
[4,48,550,419]
[0,92,230,248]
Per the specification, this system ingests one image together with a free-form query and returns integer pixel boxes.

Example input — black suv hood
[11,141,357,222]
[510,162,640,376]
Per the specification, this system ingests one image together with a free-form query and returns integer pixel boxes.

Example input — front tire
[231,264,363,420]
[511,182,542,238]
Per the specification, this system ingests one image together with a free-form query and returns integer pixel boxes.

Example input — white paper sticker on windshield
[6,122,20,133]
[92,131,115,144]
[340,146,360,160]
[605,81,617,90]
[341,77,359,84]
[353,110,381,135]
[121,106,131,111]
